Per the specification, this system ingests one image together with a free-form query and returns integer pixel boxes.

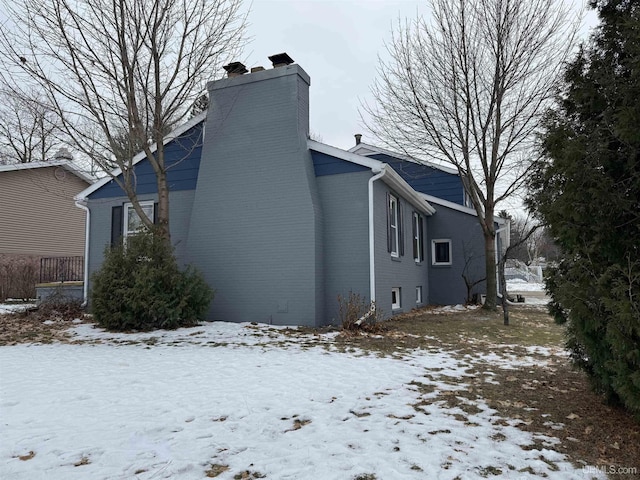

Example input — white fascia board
[421,192,503,224]
[308,139,384,171]
[76,111,208,201]
[308,139,434,216]
[349,144,379,156]
[348,142,460,176]
[0,159,94,184]
[0,160,67,173]
[383,166,436,216]
[421,193,477,216]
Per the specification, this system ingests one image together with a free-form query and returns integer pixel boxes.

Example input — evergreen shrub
[90,230,213,331]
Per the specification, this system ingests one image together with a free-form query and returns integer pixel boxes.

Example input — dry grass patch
[16,451,35,461]
[0,302,90,346]
[330,305,640,477]
[233,470,265,479]
[205,464,229,477]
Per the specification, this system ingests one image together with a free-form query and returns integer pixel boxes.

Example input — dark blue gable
[88,122,204,199]
[367,153,464,205]
[311,150,369,176]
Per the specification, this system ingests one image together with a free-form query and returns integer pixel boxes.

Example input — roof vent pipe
[354,134,362,145]
[223,61,248,77]
[268,52,294,68]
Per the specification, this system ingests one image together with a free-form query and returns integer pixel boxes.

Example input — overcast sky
[243,0,598,151]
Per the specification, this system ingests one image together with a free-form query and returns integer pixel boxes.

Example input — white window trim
[416,286,423,305]
[432,239,452,266]
[124,201,155,239]
[389,194,399,258]
[413,212,423,263]
[391,287,401,310]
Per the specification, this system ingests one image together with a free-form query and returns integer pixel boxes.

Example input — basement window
[391,287,401,310]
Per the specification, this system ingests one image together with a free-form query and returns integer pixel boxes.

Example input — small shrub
[0,255,38,301]
[338,291,384,333]
[36,297,85,322]
[90,230,213,331]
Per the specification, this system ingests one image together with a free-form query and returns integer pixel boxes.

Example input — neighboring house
[0,159,92,299]
[76,53,508,327]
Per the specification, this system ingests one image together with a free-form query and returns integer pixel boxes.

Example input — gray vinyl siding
[186,65,324,327]
[317,171,371,325]
[373,181,429,316]
[427,205,486,305]
[0,167,88,256]
[85,190,196,295]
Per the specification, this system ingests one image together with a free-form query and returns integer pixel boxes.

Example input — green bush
[527,1,640,418]
[90,230,213,331]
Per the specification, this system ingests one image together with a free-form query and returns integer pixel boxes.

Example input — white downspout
[75,199,90,307]
[367,167,385,304]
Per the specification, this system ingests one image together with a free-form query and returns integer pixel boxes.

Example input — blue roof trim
[311,150,369,176]
[88,122,204,200]
[366,153,464,205]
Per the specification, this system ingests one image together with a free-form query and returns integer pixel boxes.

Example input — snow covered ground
[506,280,549,306]
[506,279,547,293]
[0,321,602,479]
[0,303,36,315]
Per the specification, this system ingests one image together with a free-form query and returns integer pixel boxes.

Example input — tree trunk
[484,230,497,309]
[498,256,509,325]
[156,169,171,242]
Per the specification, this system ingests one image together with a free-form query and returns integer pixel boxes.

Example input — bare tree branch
[362,0,580,308]
[0,89,61,164]
[0,0,247,240]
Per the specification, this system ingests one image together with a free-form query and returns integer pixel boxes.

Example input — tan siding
[0,166,89,256]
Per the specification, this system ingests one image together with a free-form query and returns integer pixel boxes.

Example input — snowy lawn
[0,302,36,315]
[506,280,549,306]
[0,317,606,480]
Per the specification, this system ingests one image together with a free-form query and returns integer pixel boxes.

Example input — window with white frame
[124,202,155,239]
[388,194,399,257]
[391,287,401,309]
[432,239,452,265]
[416,286,423,304]
[412,212,424,262]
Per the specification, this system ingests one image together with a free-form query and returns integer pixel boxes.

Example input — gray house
[76,53,505,327]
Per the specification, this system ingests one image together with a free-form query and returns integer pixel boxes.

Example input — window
[391,287,401,310]
[432,239,452,265]
[416,286,423,304]
[387,193,404,257]
[412,212,424,262]
[389,195,399,257]
[124,202,155,239]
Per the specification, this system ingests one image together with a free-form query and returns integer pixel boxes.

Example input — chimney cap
[223,61,248,76]
[268,52,294,68]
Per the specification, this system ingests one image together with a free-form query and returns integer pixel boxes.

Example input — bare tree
[0,89,60,164]
[497,211,540,325]
[0,0,247,241]
[461,239,486,304]
[362,0,578,308]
